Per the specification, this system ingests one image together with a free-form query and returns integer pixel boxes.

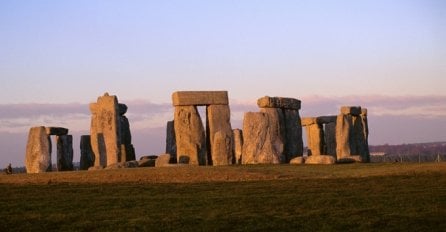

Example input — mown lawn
[0,163,445,231]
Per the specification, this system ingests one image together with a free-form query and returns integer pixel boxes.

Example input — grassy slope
[0,163,445,231]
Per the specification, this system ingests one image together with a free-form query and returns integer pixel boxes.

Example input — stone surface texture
[174,106,207,165]
[165,120,177,163]
[80,135,94,170]
[172,91,229,106]
[232,129,243,164]
[206,105,233,165]
[45,127,69,136]
[283,109,303,162]
[90,93,120,167]
[25,126,52,173]
[155,153,172,167]
[257,96,301,110]
[56,135,73,171]
[305,155,336,164]
[305,123,324,156]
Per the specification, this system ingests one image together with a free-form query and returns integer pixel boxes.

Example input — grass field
[0,163,445,231]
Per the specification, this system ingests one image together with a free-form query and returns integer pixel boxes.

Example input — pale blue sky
[1,0,445,167]
[0,0,444,104]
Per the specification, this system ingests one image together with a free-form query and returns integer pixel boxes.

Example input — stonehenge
[25,126,73,173]
[172,91,233,166]
[89,93,135,168]
[242,96,303,164]
[24,91,372,173]
[301,106,370,163]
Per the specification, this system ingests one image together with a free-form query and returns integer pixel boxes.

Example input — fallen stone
[138,158,156,167]
[174,106,207,165]
[105,161,139,169]
[257,96,301,110]
[305,155,336,164]
[140,155,158,160]
[290,156,305,164]
[172,91,229,106]
[155,154,172,167]
[45,127,68,136]
[25,126,52,173]
[337,156,362,164]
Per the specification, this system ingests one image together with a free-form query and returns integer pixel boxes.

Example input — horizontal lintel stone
[257,96,301,110]
[340,106,362,116]
[45,127,69,136]
[317,116,337,124]
[301,117,317,126]
[172,91,229,106]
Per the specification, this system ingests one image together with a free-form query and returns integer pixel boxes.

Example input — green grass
[0,163,445,231]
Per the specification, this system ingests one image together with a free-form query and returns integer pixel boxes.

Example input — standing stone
[25,126,52,173]
[232,129,243,164]
[336,113,353,159]
[206,105,233,165]
[305,123,324,156]
[324,122,337,157]
[283,109,303,161]
[80,135,94,170]
[174,106,207,165]
[242,110,284,164]
[165,120,177,163]
[360,109,370,162]
[56,135,73,171]
[260,108,286,163]
[90,93,121,167]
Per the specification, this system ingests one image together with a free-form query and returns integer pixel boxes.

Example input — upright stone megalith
[232,129,243,164]
[56,135,73,171]
[118,103,135,162]
[207,105,233,166]
[25,126,52,173]
[336,106,370,162]
[165,120,177,163]
[174,105,207,165]
[90,93,121,167]
[80,135,94,170]
[172,91,233,166]
[242,96,303,164]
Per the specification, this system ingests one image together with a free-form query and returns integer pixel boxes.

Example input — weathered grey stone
[336,107,370,162]
[336,114,353,159]
[105,160,139,169]
[119,111,135,162]
[56,135,73,171]
[90,93,120,167]
[45,127,68,136]
[206,105,233,165]
[316,116,337,124]
[324,122,337,157]
[138,157,156,167]
[305,123,324,156]
[301,117,317,127]
[232,129,243,164]
[257,96,301,110]
[80,135,94,170]
[25,126,52,173]
[305,155,335,164]
[174,106,207,165]
[172,91,229,106]
[165,120,177,163]
[155,153,172,167]
[290,156,305,164]
[242,110,285,164]
[118,103,128,115]
[283,109,303,162]
[340,106,362,116]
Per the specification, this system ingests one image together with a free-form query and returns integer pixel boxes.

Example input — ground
[0,163,445,231]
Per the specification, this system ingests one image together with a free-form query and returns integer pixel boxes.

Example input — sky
[0,0,445,167]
